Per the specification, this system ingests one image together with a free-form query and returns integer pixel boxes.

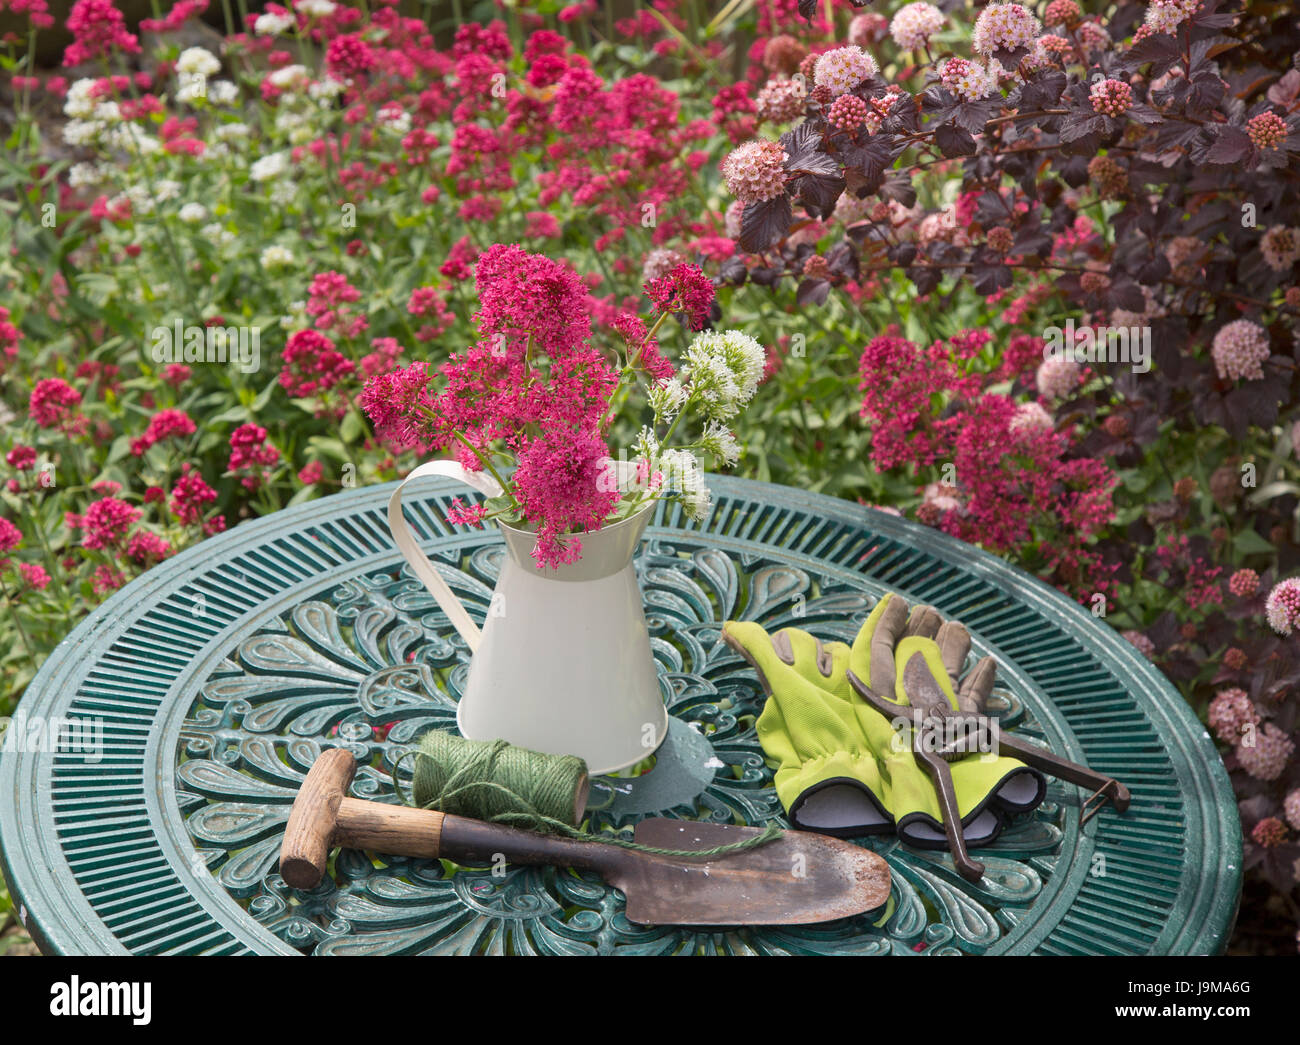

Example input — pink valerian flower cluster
[63,0,141,66]
[0,0,55,28]
[0,306,21,372]
[70,497,142,551]
[170,467,219,527]
[406,286,454,342]
[279,329,356,406]
[227,424,281,489]
[29,379,86,436]
[642,263,715,331]
[859,329,1117,598]
[361,245,625,568]
[130,409,197,457]
[140,0,207,32]
[0,517,21,554]
[306,271,367,339]
[126,530,172,567]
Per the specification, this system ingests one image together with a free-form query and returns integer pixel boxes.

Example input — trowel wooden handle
[280,746,601,890]
[280,748,446,889]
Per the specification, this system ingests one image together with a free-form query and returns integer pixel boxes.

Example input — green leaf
[1233,529,1276,557]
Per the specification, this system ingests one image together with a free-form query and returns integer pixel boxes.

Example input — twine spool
[409,730,590,828]
[398,730,782,858]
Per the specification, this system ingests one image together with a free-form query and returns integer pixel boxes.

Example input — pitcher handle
[387,460,504,653]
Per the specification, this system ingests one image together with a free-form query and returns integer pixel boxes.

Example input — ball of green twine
[399,730,782,858]
[411,730,588,829]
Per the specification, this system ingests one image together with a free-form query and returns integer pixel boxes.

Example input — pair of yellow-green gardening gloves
[722,592,1045,849]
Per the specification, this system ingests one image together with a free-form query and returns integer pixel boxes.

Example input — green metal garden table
[0,475,1241,954]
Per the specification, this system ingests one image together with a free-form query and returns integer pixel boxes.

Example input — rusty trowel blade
[617,819,891,927]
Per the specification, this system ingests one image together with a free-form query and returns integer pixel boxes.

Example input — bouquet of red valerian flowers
[359,244,764,568]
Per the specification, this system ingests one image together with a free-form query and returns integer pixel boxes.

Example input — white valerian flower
[683,330,765,419]
[176,47,221,77]
[279,300,308,330]
[62,119,102,146]
[378,107,411,135]
[268,64,310,91]
[213,122,250,142]
[660,449,711,521]
[254,10,295,34]
[202,223,236,248]
[295,0,337,17]
[647,376,687,421]
[699,422,741,467]
[64,78,97,118]
[178,202,208,224]
[92,100,121,122]
[67,162,107,188]
[249,151,290,182]
[176,75,209,105]
[633,426,661,464]
[206,80,239,106]
[308,76,346,102]
[105,122,159,155]
[269,179,297,206]
[260,245,294,269]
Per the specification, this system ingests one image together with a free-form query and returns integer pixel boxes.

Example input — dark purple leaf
[738,195,792,253]
[796,278,831,306]
[934,123,976,157]
[1204,124,1253,164]
[795,172,846,220]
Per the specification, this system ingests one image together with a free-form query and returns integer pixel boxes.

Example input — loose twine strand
[395,731,781,858]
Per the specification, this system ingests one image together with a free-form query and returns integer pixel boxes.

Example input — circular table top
[0,475,1241,955]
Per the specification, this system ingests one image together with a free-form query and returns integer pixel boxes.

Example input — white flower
[279,301,308,330]
[250,151,289,182]
[659,449,711,521]
[268,64,309,90]
[64,78,98,118]
[105,123,159,155]
[93,100,121,123]
[378,107,411,135]
[214,122,250,141]
[176,47,221,77]
[67,162,107,188]
[683,330,765,419]
[308,76,346,102]
[270,179,297,206]
[206,80,239,106]
[254,11,295,35]
[202,223,236,248]
[295,0,337,17]
[648,377,687,421]
[62,119,102,146]
[634,426,661,464]
[260,245,294,269]
[176,75,210,105]
[178,202,208,224]
[700,422,741,467]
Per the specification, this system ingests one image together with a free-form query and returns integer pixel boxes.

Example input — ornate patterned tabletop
[0,475,1241,954]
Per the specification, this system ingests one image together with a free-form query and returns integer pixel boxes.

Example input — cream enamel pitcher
[387,461,668,774]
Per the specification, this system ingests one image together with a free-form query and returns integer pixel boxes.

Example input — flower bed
[1,0,1298,951]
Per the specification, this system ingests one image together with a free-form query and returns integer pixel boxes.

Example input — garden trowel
[280,747,892,926]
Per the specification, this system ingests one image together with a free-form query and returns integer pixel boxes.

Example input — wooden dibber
[279,748,892,926]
